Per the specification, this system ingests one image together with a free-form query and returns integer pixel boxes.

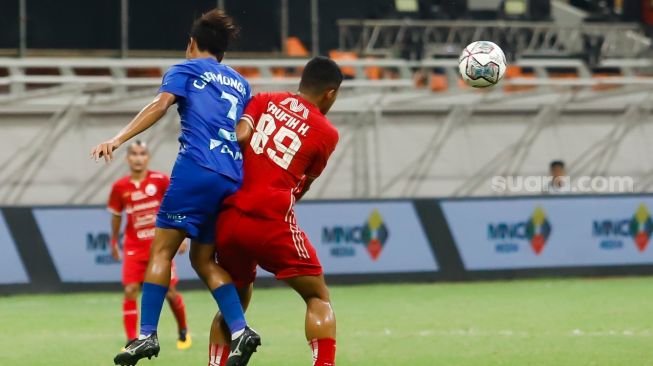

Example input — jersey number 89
[250,113,302,169]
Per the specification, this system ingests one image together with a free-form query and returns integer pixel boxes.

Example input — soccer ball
[458,41,507,88]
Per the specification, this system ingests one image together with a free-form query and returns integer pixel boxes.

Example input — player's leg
[166,261,190,350]
[284,275,336,366]
[121,256,148,345]
[209,285,253,366]
[114,228,185,365]
[189,241,250,336]
[140,227,187,336]
[256,217,334,366]
[212,209,261,366]
[122,283,140,343]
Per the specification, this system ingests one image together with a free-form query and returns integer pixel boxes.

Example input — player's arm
[236,93,265,149]
[110,213,122,261]
[91,92,177,163]
[297,130,339,201]
[295,176,316,202]
[235,118,254,149]
[108,182,124,261]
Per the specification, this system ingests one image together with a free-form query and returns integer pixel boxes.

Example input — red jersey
[224,92,339,220]
[108,171,170,257]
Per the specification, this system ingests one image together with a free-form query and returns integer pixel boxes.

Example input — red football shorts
[215,207,323,288]
[122,251,179,286]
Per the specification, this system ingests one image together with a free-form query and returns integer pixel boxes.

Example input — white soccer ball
[458,41,507,88]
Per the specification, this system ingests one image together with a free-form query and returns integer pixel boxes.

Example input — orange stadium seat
[503,65,536,92]
[364,58,382,80]
[429,73,449,92]
[126,68,161,78]
[234,67,261,79]
[328,50,357,79]
[591,69,621,91]
[286,37,310,57]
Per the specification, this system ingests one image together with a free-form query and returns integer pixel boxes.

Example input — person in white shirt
[546,160,571,194]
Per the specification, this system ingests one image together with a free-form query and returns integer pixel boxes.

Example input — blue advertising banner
[33,208,197,283]
[295,201,438,274]
[441,196,653,270]
[30,202,438,284]
[0,212,29,284]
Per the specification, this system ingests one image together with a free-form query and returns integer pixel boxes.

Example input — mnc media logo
[321,209,390,261]
[593,204,653,252]
[86,232,120,264]
[487,206,551,255]
[630,204,653,252]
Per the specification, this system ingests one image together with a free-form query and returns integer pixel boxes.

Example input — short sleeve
[241,93,267,129]
[158,65,188,98]
[107,183,124,216]
[306,129,339,179]
[160,175,171,192]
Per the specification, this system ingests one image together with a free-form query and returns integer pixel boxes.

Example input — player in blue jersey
[90,10,260,366]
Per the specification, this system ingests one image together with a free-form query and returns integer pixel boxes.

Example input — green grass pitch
[1,277,652,366]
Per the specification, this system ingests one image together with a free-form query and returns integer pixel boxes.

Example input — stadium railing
[337,19,651,59]
[2,57,653,102]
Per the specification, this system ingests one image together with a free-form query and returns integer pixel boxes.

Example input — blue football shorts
[156,154,240,244]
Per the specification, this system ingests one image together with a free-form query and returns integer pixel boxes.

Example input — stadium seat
[591,68,621,91]
[429,73,449,92]
[126,68,162,78]
[286,37,310,57]
[503,65,536,92]
[328,50,357,79]
[364,58,382,80]
[234,67,262,79]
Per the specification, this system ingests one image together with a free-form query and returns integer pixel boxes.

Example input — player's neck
[130,170,148,182]
[296,92,320,111]
[189,51,219,62]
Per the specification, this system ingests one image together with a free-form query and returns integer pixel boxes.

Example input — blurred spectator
[583,34,604,67]
[546,160,571,194]
[400,32,424,60]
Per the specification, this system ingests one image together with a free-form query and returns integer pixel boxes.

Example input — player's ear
[325,88,338,101]
[185,38,195,59]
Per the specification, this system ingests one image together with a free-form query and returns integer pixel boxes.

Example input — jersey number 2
[250,113,302,169]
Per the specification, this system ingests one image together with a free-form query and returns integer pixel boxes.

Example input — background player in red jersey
[209,57,343,366]
[108,141,191,350]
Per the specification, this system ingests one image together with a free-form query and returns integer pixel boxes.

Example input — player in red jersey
[209,57,342,366]
[108,141,191,350]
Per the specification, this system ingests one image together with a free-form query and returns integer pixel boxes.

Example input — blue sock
[139,282,168,337]
[212,284,247,335]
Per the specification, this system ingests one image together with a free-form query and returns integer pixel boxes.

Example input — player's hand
[111,245,121,261]
[178,239,189,255]
[90,138,121,164]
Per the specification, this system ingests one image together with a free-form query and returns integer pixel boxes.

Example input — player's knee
[189,244,210,272]
[124,284,139,299]
[150,242,177,261]
[306,297,336,325]
[189,254,209,278]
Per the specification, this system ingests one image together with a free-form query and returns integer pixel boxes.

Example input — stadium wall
[4,106,653,204]
[3,194,653,294]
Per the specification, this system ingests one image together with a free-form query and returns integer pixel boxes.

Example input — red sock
[122,299,138,341]
[208,343,230,366]
[309,338,336,366]
[168,294,188,332]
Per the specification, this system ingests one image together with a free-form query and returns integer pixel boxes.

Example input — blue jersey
[159,57,251,181]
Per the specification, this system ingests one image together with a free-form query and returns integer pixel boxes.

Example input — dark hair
[550,160,565,169]
[189,9,239,59]
[128,140,148,153]
[299,56,344,94]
